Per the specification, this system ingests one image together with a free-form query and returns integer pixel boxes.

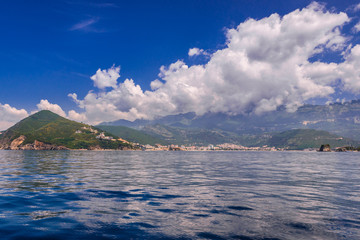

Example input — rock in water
[319,144,331,152]
[335,147,347,152]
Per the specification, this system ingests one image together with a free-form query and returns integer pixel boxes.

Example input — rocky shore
[0,135,68,150]
[0,135,134,151]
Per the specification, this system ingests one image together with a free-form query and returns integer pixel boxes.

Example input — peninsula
[0,110,134,150]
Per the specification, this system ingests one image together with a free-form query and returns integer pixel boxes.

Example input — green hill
[0,110,133,150]
[96,125,167,145]
[267,129,359,150]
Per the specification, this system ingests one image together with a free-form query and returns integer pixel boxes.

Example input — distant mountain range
[1,100,359,151]
[0,110,133,150]
[97,100,360,149]
[100,100,360,140]
[97,125,357,150]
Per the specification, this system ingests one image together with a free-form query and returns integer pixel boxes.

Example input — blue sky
[1,0,360,129]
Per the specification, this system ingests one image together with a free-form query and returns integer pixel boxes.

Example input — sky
[1,0,360,130]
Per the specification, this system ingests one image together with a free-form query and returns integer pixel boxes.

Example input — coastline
[0,148,357,152]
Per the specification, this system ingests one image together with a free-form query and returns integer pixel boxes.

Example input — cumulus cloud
[68,110,87,122]
[35,99,90,123]
[36,99,67,117]
[0,99,86,130]
[1,2,355,127]
[0,103,28,130]
[303,44,360,93]
[188,47,207,57]
[150,79,163,90]
[66,2,359,124]
[90,65,120,89]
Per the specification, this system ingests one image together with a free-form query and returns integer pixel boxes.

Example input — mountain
[139,125,359,149]
[0,110,133,150]
[3,110,354,151]
[267,129,359,150]
[101,100,360,141]
[98,100,360,149]
[100,112,197,129]
[96,125,167,145]
[140,124,270,146]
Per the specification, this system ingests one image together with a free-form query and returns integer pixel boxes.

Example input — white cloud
[0,99,88,131]
[0,103,29,130]
[68,110,87,122]
[90,65,120,89]
[354,3,360,12]
[1,2,355,127]
[337,45,360,92]
[35,99,89,123]
[353,22,360,32]
[150,79,163,90]
[303,44,360,93]
[67,2,357,124]
[36,99,67,117]
[188,47,207,57]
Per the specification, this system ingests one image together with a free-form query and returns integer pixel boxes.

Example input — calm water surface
[0,150,359,239]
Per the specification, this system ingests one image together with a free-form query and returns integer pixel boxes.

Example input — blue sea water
[0,150,359,240]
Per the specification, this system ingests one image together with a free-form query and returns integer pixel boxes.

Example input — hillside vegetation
[267,129,359,150]
[1,110,358,151]
[0,110,132,150]
[97,125,167,145]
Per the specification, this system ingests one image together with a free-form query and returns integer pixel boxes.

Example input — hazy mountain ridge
[98,123,358,150]
[267,129,358,150]
[97,100,360,149]
[101,100,360,141]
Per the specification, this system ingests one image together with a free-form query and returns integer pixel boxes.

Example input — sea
[0,150,359,240]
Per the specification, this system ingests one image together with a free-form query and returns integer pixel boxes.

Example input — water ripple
[0,150,359,239]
